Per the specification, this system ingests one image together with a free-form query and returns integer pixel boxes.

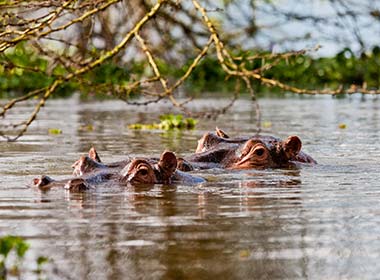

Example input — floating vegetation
[262,121,272,128]
[338,123,347,129]
[48,128,62,135]
[128,114,197,130]
[79,124,94,132]
[0,235,48,279]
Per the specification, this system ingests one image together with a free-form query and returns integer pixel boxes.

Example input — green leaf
[0,236,14,258]
[15,240,29,258]
[0,236,29,259]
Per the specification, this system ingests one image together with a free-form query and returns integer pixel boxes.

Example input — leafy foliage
[128,114,197,130]
[0,44,51,95]
[1,0,379,141]
[264,47,380,89]
[0,235,48,279]
[2,45,380,97]
[0,236,29,260]
[187,46,380,93]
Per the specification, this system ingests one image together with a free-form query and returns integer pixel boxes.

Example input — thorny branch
[0,0,380,141]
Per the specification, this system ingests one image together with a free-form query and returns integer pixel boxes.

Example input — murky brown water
[1,94,380,279]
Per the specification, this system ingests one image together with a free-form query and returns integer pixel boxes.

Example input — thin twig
[1,0,167,140]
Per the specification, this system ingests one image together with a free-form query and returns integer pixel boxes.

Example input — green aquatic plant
[35,256,49,275]
[0,236,29,278]
[0,235,48,279]
[48,128,62,135]
[128,114,197,130]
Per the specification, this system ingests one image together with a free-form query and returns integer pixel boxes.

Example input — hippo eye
[255,148,264,156]
[253,146,266,157]
[139,169,148,176]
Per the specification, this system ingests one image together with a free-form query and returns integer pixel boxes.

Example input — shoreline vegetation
[1,44,379,99]
[1,0,380,141]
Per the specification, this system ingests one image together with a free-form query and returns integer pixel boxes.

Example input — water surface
[0,95,379,279]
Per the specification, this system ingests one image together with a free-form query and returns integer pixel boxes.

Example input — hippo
[177,128,316,171]
[33,150,205,191]
[72,148,205,185]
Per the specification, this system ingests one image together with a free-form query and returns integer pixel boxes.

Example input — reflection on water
[1,95,380,279]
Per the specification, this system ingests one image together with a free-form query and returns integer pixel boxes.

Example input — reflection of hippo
[178,128,316,171]
[33,150,205,191]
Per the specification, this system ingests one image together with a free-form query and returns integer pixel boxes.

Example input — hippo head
[230,136,302,169]
[33,175,55,189]
[120,151,178,185]
[192,129,304,169]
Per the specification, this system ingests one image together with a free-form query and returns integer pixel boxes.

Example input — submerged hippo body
[33,149,205,191]
[179,128,316,171]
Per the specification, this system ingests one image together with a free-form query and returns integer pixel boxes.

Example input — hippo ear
[283,136,302,160]
[72,156,86,176]
[195,132,210,153]
[72,155,103,176]
[88,147,101,163]
[158,151,177,183]
[158,151,177,173]
[215,127,229,138]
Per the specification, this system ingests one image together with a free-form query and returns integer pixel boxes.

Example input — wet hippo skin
[33,150,206,191]
[178,128,316,170]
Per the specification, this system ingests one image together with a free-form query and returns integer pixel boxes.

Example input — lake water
[0,94,379,279]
